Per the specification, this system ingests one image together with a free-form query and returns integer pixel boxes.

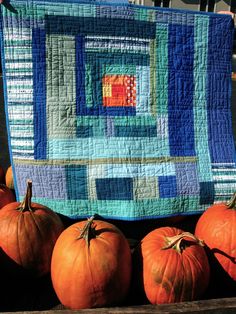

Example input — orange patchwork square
[102,75,136,107]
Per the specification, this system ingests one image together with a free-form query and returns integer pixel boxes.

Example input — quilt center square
[102,75,136,107]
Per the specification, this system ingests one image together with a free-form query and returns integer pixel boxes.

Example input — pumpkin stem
[162,232,204,253]
[77,215,96,247]
[17,180,33,212]
[226,192,236,209]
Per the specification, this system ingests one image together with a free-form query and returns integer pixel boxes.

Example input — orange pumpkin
[51,217,132,309]
[0,184,15,208]
[195,193,236,281]
[5,166,14,190]
[141,227,210,304]
[0,180,64,277]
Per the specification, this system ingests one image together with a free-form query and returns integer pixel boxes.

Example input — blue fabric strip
[45,15,156,39]
[168,23,195,157]
[32,28,47,159]
[207,17,235,163]
[75,35,86,116]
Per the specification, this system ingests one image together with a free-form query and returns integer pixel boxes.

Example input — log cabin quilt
[0,0,235,220]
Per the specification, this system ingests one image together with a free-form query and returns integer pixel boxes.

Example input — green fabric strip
[149,39,156,116]
[156,24,168,115]
[14,156,197,165]
[46,34,77,139]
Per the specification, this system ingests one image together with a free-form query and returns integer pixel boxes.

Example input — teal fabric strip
[193,15,212,182]
[1,2,97,18]
[156,24,168,115]
[31,196,202,219]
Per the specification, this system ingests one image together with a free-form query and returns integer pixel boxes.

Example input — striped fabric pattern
[0,0,235,220]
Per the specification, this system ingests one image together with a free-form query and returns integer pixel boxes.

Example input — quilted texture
[0,0,236,220]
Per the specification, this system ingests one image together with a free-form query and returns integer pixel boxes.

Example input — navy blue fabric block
[96,178,133,200]
[76,126,93,137]
[199,181,215,205]
[159,175,177,198]
[75,35,86,116]
[168,24,195,157]
[45,16,156,39]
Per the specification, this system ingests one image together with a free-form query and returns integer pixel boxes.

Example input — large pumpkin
[0,184,15,208]
[51,217,132,310]
[141,227,210,304]
[0,180,64,277]
[195,193,236,281]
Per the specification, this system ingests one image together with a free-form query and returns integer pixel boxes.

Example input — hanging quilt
[0,0,235,220]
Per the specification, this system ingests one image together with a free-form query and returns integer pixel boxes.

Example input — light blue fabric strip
[193,15,212,182]
[104,163,176,177]
[136,65,151,115]
[48,138,170,159]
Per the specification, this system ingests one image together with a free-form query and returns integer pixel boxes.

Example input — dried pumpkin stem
[226,192,236,209]
[77,215,95,247]
[17,180,33,212]
[162,232,204,253]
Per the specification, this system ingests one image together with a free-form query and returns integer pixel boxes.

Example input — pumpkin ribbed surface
[195,197,236,281]
[51,218,132,310]
[141,227,210,304]
[0,181,64,276]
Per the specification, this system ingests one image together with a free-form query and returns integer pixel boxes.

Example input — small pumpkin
[51,216,132,310]
[195,193,236,281]
[140,227,210,304]
[0,184,15,208]
[5,166,14,190]
[0,180,64,277]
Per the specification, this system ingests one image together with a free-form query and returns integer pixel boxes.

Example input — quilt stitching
[1,1,235,219]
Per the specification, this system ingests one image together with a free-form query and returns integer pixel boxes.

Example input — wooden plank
[2,297,236,314]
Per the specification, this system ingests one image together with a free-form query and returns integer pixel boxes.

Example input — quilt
[0,0,236,220]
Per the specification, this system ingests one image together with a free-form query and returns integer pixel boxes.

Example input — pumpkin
[195,193,236,281]
[0,180,64,277]
[51,216,132,310]
[140,227,210,304]
[0,184,15,208]
[5,166,14,190]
